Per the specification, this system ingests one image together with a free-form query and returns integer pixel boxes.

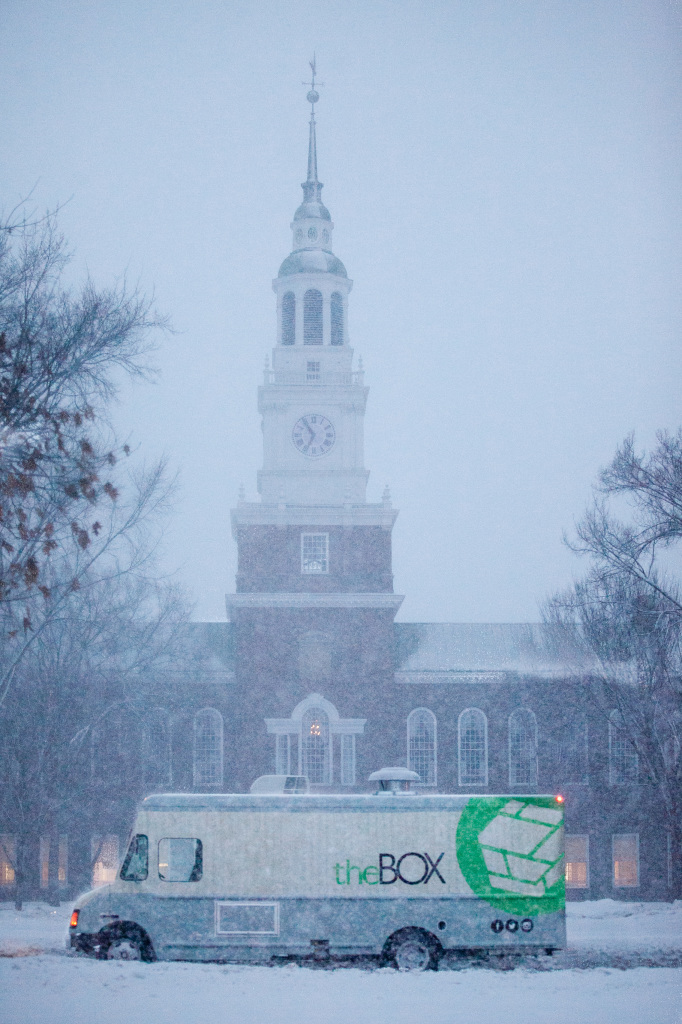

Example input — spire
[302,56,322,203]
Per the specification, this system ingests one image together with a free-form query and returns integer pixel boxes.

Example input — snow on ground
[0,901,680,1024]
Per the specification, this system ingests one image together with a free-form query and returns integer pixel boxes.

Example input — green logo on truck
[456,797,564,916]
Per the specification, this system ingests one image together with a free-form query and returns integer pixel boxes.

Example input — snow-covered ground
[0,901,680,1024]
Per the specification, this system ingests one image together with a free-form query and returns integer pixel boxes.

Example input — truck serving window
[158,838,203,882]
[120,835,148,881]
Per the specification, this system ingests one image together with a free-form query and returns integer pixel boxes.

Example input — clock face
[292,414,336,458]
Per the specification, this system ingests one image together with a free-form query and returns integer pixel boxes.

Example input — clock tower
[226,67,402,790]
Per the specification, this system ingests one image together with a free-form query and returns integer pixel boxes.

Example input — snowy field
[0,901,681,1024]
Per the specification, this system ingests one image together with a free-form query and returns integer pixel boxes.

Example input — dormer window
[301,533,328,574]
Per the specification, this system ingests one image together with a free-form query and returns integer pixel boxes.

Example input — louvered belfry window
[330,292,344,345]
[281,292,295,345]
[304,289,323,345]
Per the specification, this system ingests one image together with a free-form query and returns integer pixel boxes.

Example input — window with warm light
[612,833,639,887]
[565,835,589,888]
[91,835,119,886]
[301,707,330,784]
[0,836,16,885]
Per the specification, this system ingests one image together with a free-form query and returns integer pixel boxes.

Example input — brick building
[0,87,673,903]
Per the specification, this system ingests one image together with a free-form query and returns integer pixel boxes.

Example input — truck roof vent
[368,767,420,793]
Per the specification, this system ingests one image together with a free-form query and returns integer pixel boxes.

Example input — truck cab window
[120,834,148,881]
[158,838,203,882]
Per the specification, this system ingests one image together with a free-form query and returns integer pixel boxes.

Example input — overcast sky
[2,0,680,623]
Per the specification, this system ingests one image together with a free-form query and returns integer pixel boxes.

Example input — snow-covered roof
[394,623,586,682]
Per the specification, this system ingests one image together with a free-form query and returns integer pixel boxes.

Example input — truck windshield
[120,834,148,881]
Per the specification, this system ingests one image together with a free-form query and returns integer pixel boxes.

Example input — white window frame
[609,710,638,785]
[565,834,590,889]
[193,708,224,789]
[300,706,332,785]
[612,833,639,888]
[458,708,488,787]
[508,708,538,788]
[407,708,437,787]
[340,734,356,786]
[301,533,329,575]
[275,734,291,775]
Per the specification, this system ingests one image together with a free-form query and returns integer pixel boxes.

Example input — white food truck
[70,779,565,969]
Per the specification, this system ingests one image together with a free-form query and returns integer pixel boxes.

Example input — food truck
[70,779,565,969]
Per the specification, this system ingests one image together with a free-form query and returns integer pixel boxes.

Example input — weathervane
[303,55,323,113]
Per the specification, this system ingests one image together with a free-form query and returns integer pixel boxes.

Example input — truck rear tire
[385,928,441,971]
[97,923,155,963]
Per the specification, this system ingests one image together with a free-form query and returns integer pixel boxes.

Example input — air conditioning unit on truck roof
[68,774,566,970]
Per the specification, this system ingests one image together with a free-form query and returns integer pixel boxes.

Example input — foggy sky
[1,0,680,623]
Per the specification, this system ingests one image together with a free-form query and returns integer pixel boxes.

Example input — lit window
[331,293,344,346]
[301,707,330,784]
[193,709,224,788]
[340,734,356,786]
[92,835,120,887]
[407,709,437,786]
[508,709,538,788]
[609,711,638,785]
[458,709,488,786]
[0,836,16,885]
[612,833,639,887]
[565,835,589,888]
[304,289,323,345]
[281,292,295,345]
[306,360,321,382]
[301,533,328,574]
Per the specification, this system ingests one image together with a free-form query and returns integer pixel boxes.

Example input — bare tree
[545,431,682,896]
[0,209,166,640]
[0,564,191,907]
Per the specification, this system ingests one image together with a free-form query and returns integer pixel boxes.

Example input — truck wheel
[105,937,143,961]
[97,924,155,963]
[385,928,441,972]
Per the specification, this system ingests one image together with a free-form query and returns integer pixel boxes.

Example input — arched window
[550,714,588,784]
[301,706,330,784]
[609,710,638,785]
[407,709,437,786]
[142,709,172,790]
[281,292,295,345]
[304,289,323,345]
[92,709,139,787]
[458,709,487,786]
[330,292,344,346]
[193,709,223,788]
[508,709,538,788]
